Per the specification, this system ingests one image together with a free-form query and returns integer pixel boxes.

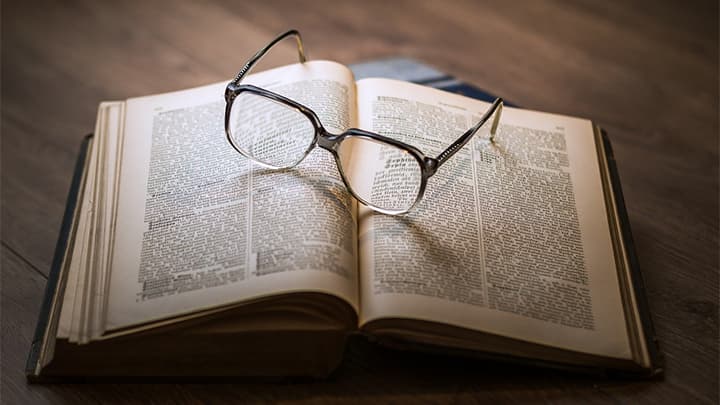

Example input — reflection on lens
[337,136,422,214]
[228,92,315,169]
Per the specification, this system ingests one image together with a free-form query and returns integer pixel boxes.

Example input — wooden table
[2,0,717,403]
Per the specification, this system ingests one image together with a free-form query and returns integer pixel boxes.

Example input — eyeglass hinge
[424,157,439,175]
[224,85,238,103]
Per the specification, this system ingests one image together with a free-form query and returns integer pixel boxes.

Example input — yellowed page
[56,133,96,340]
[105,61,359,332]
[57,101,126,342]
[69,103,108,343]
[57,103,107,338]
[84,101,124,342]
[355,78,631,360]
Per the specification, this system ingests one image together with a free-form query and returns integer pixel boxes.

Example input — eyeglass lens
[228,92,315,169]
[229,92,424,213]
[336,136,422,213]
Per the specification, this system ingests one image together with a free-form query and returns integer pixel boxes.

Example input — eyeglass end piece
[293,32,307,63]
[489,98,503,143]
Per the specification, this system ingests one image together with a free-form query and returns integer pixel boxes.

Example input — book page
[355,78,631,359]
[57,101,126,343]
[105,61,359,332]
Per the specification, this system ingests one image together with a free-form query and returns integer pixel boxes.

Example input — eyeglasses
[224,30,503,215]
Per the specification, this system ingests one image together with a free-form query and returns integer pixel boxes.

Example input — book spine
[25,135,92,381]
[600,132,664,376]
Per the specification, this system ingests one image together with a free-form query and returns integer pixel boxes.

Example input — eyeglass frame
[224,29,503,215]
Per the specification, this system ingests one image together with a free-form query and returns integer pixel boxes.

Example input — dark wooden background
[2,0,717,403]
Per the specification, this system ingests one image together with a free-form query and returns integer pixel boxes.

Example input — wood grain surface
[2,0,717,403]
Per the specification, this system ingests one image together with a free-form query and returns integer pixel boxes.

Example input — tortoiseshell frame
[224,29,503,215]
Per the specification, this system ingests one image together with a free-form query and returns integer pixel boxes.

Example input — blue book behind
[350,57,513,105]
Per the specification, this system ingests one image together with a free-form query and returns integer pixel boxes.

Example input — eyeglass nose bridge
[315,128,343,153]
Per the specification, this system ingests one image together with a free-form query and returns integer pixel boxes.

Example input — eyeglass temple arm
[435,98,503,167]
[230,29,307,86]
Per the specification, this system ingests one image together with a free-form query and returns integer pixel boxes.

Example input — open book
[27,60,661,379]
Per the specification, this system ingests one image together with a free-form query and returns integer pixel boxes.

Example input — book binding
[26,135,92,380]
